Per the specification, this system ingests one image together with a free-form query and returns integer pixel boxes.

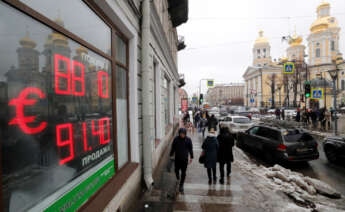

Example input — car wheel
[325,145,338,163]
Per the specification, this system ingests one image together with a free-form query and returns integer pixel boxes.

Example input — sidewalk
[171,132,270,212]
[140,131,290,212]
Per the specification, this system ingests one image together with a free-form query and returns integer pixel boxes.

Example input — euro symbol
[8,87,47,134]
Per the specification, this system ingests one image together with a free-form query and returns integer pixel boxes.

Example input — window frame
[1,0,132,211]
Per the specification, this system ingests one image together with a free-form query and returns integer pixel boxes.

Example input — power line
[189,12,345,21]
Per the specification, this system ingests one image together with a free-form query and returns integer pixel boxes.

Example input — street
[237,135,345,196]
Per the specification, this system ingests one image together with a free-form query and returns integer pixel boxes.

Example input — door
[244,126,260,148]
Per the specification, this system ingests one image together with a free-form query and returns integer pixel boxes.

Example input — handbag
[199,151,205,164]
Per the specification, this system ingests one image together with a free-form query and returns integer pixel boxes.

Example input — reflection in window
[20,0,111,54]
[116,66,129,168]
[116,34,127,65]
[0,2,114,211]
[331,41,335,51]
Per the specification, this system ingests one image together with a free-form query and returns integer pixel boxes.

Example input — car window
[248,127,259,135]
[256,127,280,141]
[233,117,250,124]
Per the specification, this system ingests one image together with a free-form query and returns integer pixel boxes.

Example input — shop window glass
[20,0,111,54]
[116,66,129,168]
[0,3,114,211]
[116,34,127,65]
[331,41,335,51]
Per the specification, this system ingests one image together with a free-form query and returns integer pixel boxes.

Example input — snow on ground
[233,147,345,211]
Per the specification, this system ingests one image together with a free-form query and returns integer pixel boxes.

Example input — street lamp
[328,53,343,135]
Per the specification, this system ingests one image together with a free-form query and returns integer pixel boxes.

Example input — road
[239,137,345,196]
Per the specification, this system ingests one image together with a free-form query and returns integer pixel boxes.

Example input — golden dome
[254,30,269,45]
[317,1,330,11]
[19,31,36,48]
[76,46,88,55]
[51,32,68,47]
[289,29,303,46]
[280,57,288,63]
[310,16,338,33]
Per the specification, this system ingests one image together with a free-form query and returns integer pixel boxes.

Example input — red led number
[54,54,71,95]
[92,117,110,144]
[97,71,109,98]
[54,54,85,96]
[56,117,110,165]
[56,123,74,165]
[72,61,85,96]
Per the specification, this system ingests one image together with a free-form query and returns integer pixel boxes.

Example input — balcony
[168,0,188,27]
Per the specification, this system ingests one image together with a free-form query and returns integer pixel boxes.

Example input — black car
[323,136,345,163]
[237,125,319,162]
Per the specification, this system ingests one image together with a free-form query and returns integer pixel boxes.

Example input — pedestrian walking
[200,114,208,138]
[202,128,219,184]
[295,108,301,122]
[275,108,281,120]
[207,114,218,131]
[325,108,331,130]
[311,109,318,129]
[319,108,326,131]
[217,127,234,184]
[170,128,194,193]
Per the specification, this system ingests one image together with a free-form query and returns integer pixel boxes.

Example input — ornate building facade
[243,1,345,109]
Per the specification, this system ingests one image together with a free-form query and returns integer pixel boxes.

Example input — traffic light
[305,84,311,98]
[199,93,204,105]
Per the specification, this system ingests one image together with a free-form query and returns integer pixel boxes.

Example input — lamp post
[328,68,338,135]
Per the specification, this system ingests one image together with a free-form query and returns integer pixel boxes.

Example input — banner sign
[181,98,188,112]
[45,159,115,212]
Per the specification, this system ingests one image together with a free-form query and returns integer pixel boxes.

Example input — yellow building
[243,31,282,108]
[307,1,344,109]
[244,1,345,109]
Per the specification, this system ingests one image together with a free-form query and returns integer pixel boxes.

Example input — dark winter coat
[207,117,218,131]
[217,133,234,163]
[202,135,219,169]
[170,136,194,162]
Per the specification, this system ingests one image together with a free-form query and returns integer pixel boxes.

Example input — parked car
[267,109,276,113]
[237,125,319,163]
[237,111,252,120]
[323,136,345,163]
[219,116,253,136]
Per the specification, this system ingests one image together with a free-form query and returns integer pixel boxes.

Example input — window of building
[316,48,321,58]
[341,80,345,91]
[162,76,170,132]
[0,1,130,211]
[331,40,335,51]
[19,0,111,54]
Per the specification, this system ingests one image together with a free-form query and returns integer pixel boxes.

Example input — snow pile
[233,147,345,211]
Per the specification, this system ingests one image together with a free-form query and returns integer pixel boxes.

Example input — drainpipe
[141,0,154,189]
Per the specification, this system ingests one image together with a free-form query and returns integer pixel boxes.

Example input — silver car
[219,115,253,135]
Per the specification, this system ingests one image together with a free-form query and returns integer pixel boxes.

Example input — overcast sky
[177,0,345,97]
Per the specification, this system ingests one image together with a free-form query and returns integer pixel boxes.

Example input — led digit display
[72,60,85,96]
[54,54,71,95]
[56,123,74,165]
[97,71,109,98]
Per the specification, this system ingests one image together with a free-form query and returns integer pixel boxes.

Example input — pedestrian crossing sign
[207,80,214,87]
[311,88,323,99]
[283,62,295,74]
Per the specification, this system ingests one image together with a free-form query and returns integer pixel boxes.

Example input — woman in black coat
[202,128,219,184]
[217,127,234,184]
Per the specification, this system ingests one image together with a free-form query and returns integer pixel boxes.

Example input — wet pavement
[141,131,293,212]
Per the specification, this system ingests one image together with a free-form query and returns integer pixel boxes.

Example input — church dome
[19,31,36,48]
[51,32,68,47]
[254,30,269,45]
[317,1,330,12]
[310,16,338,33]
[76,46,88,55]
[289,34,303,46]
